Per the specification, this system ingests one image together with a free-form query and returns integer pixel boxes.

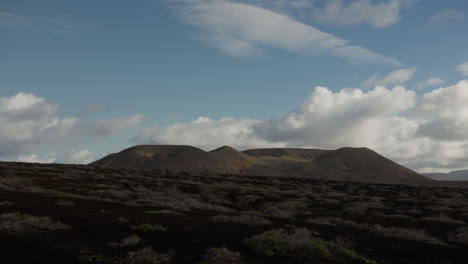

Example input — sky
[1,0,468,173]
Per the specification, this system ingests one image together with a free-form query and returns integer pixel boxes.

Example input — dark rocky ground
[1,161,468,264]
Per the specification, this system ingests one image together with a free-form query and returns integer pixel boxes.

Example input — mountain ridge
[91,145,430,184]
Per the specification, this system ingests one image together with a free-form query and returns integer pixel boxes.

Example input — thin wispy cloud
[416,77,445,90]
[429,9,465,24]
[457,61,468,76]
[0,9,85,36]
[312,0,405,28]
[363,67,417,88]
[173,0,401,65]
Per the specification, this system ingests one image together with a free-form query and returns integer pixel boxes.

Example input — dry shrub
[127,247,173,264]
[236,195,262,209]
[244,227,371,263]
[380,214,415,221]
[198,247,241,264]
[262,201,308,219]
[0,212,70,233]
[369,225,445,245]
[0,201,14,207]
[57,200,75,207]
[424,205,452,212]
[109,235,142,248]
[211,214,271,225]
[422,214,466,225]
[447,227,468,246]
[306,217,345,227]
[344,201,386,215]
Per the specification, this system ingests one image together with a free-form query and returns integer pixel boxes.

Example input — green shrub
[0,201,14,207]
[0,212,70,233]
[109,235,142,248]
[144,210,160,215]
[197,247,241,264]
[127,247,171,264]
[244,227,376,263]
[118,217,130,223]
[131,223,167,232]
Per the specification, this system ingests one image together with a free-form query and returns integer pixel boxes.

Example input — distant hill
[91,145,430,184]
[424,170,468,181]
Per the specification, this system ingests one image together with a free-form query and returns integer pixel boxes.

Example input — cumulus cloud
[132,116,281,151]
[457,62,468,76]
[0,92,143,161]
[253,86,416,148]
[18,150,102,164]
[135,80,468,173]
[429,9,465,24]
[416,77,445,90]
[412,80,468,141]
[173,0,400,65]
[312,0,411,28]
[363,67,417,88]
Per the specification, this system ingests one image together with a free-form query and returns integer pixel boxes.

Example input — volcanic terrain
[92,145,430,184]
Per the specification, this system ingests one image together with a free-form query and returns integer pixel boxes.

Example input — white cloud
[363,67,417,88]
[18,149,103,164]
[416,77,445,90]
[134,80,468,173]
[55,150,103,164]
[412,80,468,141]
[0,10,30,29]
[0,92,143,161]
[174,0,400,65]
[457,61,468,76]
[429,9,465,24]
[18,154,56,164]
[0,9,85,36]
[132,116,280,151]
[312,0,403,28]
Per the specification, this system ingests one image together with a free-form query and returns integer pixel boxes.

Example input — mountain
[91,145,430,184]
[424,170,468,181]
[91,145,256,174]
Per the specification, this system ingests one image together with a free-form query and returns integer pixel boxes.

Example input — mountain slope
[424,170,468,181]
[91,145,257,174]
[91,145,430,183]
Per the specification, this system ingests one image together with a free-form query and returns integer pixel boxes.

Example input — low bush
[118,217,130,223]
[197,247,241,264]
[211,214,271,225]
[109,235,142,248]
[0,201,13,207]
[244,227,375,263]
[369,225,445,245]
[447,227,468,246]
[422,214,466,225]
[0,212,70,233]
[57,200,75,207]
[127,247,173,264]
[131,223,167,232]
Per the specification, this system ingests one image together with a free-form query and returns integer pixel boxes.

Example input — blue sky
[1,0,468,173]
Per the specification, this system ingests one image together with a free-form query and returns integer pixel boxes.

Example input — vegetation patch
[0,212,70,234]
[244,227,377,263]
[131,223,167,232]
[108,235,142,248]
[0,201,14,207]
[211,214,271,225]
[197,247,241,264]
